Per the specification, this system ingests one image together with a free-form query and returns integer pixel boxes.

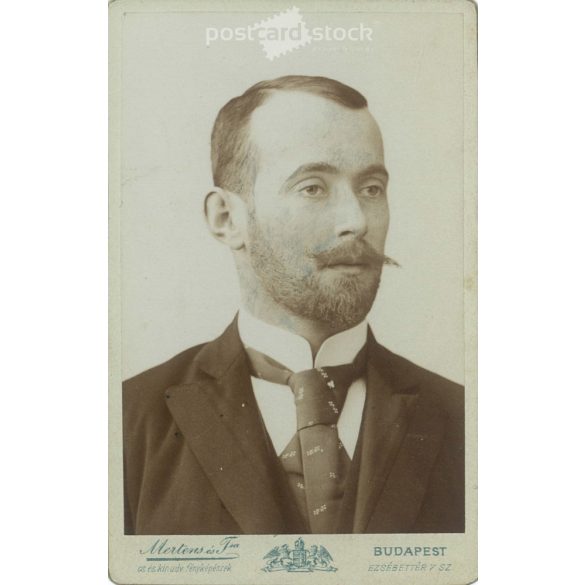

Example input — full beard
[247,217,384,329]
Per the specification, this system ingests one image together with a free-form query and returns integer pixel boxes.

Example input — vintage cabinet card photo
[109,0,477,583]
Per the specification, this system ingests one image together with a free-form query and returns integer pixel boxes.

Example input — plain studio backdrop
[120,9,466,383]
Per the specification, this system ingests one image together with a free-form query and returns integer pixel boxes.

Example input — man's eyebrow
[284,162,340,184]
[355,164,389,182]
[284,162,389,186]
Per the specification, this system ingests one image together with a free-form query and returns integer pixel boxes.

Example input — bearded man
[123,75,464,535]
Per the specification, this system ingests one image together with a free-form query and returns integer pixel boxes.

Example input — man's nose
[332,186,367,239]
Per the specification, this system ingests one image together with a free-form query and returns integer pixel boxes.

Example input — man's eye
[300,184,325,197]
[360,185,384,198]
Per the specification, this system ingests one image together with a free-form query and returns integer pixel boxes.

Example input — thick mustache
[309,242,401,268]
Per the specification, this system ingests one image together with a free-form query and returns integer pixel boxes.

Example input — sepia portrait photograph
[8,1,585,585]
[109,0,477,582]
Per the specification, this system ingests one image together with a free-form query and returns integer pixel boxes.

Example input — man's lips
[324,259,371,270]
[328,260,367,266]
[321,254,372,267]
[326,254,364,263]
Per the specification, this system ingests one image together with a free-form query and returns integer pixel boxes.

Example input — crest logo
[262,537,337,572]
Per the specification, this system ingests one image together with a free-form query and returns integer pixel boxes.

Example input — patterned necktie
[245,345,366,533]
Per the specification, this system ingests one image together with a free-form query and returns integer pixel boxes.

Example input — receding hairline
[249,87,369,121]
[248,90,381,148]
[240,75,368,108]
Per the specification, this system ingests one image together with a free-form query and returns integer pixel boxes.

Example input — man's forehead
[251,90,357,121]
[249,91,384,175]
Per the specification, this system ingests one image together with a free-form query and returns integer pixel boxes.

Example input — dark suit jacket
[123,318,464,535]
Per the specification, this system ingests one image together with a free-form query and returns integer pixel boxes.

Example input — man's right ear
[204,188,247,250]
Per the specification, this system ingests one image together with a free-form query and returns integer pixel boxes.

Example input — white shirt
[238,309,367,459]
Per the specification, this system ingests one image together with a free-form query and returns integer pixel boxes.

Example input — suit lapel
[165,318,301,533]
[353,333,447,533]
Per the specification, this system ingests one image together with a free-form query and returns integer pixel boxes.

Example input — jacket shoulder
[382,348,465,425]
[123,343,206,416]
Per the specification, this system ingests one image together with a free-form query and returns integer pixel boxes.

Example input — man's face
[244,91,390,328]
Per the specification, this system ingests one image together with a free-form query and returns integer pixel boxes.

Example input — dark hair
[210,75,368,197]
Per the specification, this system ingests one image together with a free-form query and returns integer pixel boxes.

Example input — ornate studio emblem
[262,537,337,572]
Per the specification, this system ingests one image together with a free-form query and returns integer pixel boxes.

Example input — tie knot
[245,344,367,431]
[288,363,358,431]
